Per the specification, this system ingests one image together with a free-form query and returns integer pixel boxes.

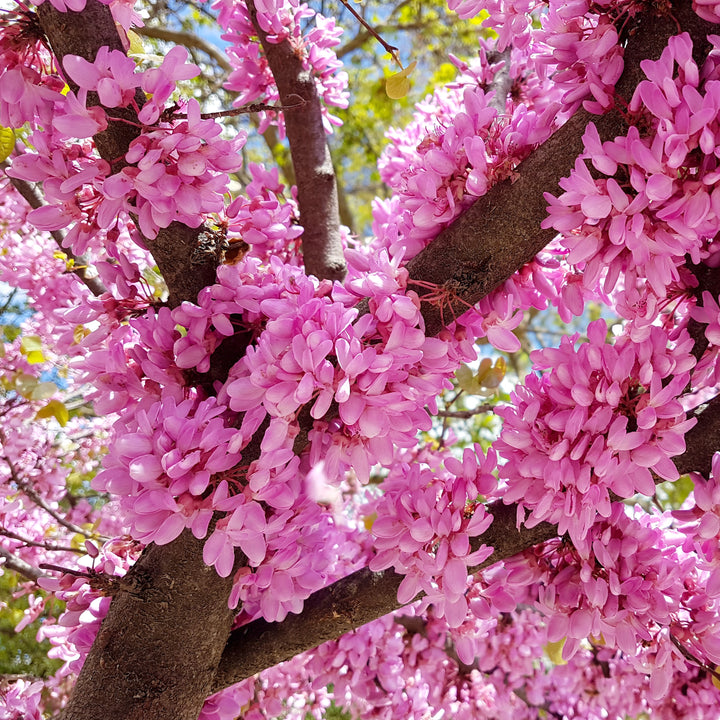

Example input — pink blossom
[497,320,696,544]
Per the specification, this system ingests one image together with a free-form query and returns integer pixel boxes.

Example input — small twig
[133,24,233,73]
[436,405,495,419]
[0,547,46,582]
[669,632,720,683]
[3,452,97,540]
[0,287,18,316]
[198,97,306,120]
[39,562,146,597]
[0,526,80,554]
[336,0,401,67]
[38,562,90,577]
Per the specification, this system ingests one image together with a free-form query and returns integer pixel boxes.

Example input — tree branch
[246,0,346,282]
[134,25,233,73]
[405,2,718,336]
[212,501,555,691]
[3,452,95,540]
[0,526,79,554]
[675,394,720,478]
[0,547,46,583]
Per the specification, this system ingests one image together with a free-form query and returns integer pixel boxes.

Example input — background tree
[2,0,720,719]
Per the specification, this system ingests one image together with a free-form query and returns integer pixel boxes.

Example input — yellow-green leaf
[0,125,14,162]
[386,61,417,99]
[29,381,58,401]
[20,336,46,364]
[35,399,69,427]
[126,29,145,55]
[25,350,45,365]
[20,335,43,354]
[544,638,568,666]
[713,666,720,691]
[474,358,493,384]
[455,364,476,393]
[14,373,38,398]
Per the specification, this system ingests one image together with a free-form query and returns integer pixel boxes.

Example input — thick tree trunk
[60,532,236,720]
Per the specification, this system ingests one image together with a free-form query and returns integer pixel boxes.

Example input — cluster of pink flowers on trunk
[496,319,696,543]
[6,37,244,252]
[368,445,497,627]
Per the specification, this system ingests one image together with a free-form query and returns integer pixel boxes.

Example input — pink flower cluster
[674,453,720,600]
[534,1,624,114]
[368,446,497,627]
[448,0,624,112]
[66,47,244,238]
[544,34,720,328]
[216,502,370,621]
[0,677,44,720]
[215,0,348,135]
[7,41,245,248]
[378,79,556,260]
[204,573,720,720]
[169,251,475,488]
[94,391,242,546]
[223,162,303,263]
[104,99,244,237]
[496,319,696,544]
[502,504,720,701]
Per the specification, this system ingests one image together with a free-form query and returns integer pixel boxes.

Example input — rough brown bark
[59,531,237,720]
[676,394,720,478]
